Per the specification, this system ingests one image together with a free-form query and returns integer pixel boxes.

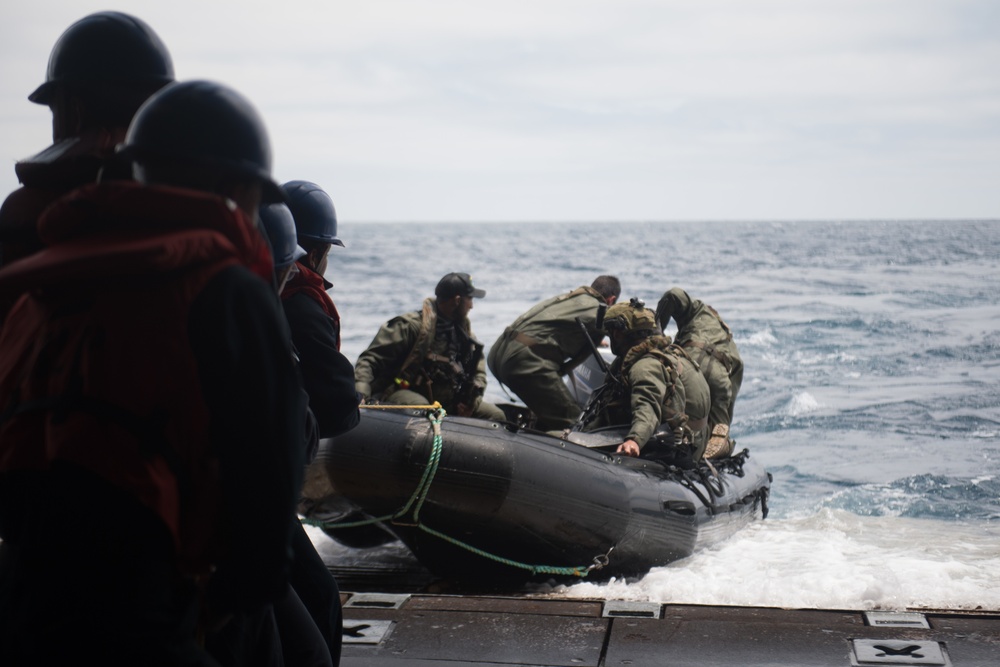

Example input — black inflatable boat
[316,407,770,582]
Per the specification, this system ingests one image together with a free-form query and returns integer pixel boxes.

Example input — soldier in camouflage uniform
[487,275,621,431]
[355,273,505,420]
[582,299,711,465]
[656,287,743,458]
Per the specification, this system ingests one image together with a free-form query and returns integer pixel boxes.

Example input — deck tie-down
[341,619,393,645]
[602,600,662,618]
[851,639,949,666]
[863,611,930,629]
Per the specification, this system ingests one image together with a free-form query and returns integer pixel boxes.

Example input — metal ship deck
[339,591,1000,667]
[318,536,1000,667]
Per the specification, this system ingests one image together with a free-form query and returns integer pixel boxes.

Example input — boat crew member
[583,298,711,465]
[355,273,505,421]
[259,202,342,667]
[0,11,174,322]
[487,275,621,431]
[656,287,743,458]
[279,180,361,441]
[260,202,308,294]
[0,80,306,666]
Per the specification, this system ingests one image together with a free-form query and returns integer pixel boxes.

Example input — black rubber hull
[318,410,770,581]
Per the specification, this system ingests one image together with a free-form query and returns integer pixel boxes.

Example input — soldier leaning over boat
[581,298,712,467]
[355,272,506,420]
[488,275,621,431]
[656,287,743,458]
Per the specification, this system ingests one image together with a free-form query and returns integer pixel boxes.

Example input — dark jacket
[282,277,360,440]
[0,129,134,320]
[0,181,305,615]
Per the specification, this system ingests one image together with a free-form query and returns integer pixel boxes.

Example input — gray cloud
[1,0,997,221]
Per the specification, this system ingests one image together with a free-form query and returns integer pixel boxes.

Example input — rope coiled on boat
[301,405,610,578]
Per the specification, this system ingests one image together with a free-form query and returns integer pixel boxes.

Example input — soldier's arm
[191,266,305,614]
[625,359,668,449]
[468,326,489,395]
[354,315,416,399]
[283,293,360,439]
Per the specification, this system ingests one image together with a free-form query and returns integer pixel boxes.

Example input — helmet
[281,180,344,247]
[259,203,307,270]
[29,12,174,105]
[603,298,657,334]
[118,80,284,203]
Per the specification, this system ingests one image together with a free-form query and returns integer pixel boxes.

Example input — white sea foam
[548,511,1000,611]
[744,329,777,347]
[786,392,820,416]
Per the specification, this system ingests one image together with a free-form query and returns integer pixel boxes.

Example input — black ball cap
[435,272,486,299]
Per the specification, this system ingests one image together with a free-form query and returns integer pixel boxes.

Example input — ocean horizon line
[338,217,1000,226]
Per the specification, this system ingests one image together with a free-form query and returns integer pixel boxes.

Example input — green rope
[394,407,445,525]
[416,523,611,577]
[302,406,610,578]
[301,407,447,530]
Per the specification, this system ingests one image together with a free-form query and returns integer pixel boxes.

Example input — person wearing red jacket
[260,200,347,667]
[0,80,305,666]
[280,180,361,441]
[0,11,174,309]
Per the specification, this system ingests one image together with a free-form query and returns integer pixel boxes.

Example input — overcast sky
[1,1,998,222]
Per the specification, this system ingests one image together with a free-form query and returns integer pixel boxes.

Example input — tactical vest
[390,298,481,408]
[617,335,694,433]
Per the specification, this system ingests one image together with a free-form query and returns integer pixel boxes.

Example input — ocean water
[322,219,1000,611]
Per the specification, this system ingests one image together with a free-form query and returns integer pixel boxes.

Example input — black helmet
[119,80,284,203]
[29,12,174,106]
[282,180,345,247]
[259,203,307,270]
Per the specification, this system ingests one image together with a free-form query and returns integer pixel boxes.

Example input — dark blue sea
[315,219,1000,610]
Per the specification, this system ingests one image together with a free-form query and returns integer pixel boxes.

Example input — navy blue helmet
[282,180,344,247]
[30,11,174,105]
[259,203,307,270]
[119,80,284,203]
